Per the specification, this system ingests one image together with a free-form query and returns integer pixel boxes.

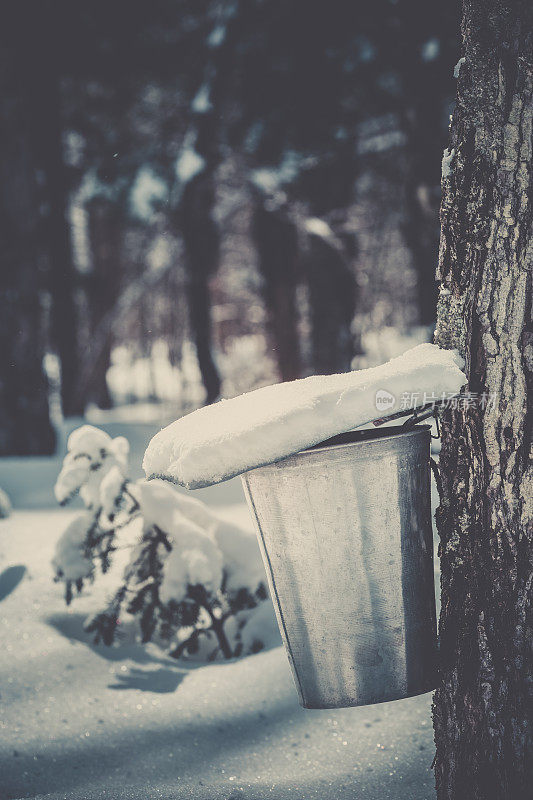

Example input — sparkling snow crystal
[143,344,466,489]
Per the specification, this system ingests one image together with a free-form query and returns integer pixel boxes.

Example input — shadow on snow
[0,565,27,603]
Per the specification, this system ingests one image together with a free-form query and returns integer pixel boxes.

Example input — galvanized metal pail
[241,425,437,709]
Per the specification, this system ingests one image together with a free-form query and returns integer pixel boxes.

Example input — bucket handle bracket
[400,405,444,506]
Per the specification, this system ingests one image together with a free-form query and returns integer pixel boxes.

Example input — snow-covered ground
[0,421,438,800]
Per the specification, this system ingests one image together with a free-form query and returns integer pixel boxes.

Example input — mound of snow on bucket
[143,344,465,489]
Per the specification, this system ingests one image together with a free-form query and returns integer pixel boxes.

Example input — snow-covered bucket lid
[142,344,465,489]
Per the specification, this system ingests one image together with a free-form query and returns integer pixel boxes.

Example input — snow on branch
[54,425,129,508]
[52,425,276,661]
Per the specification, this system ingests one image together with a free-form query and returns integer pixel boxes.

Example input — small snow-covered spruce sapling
[52,425,132,604]
[52,425,271,661]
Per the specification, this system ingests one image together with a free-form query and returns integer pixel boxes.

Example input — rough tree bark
[433,2,532,798]
[0,3,56,455]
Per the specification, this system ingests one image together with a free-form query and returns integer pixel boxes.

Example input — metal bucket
[241,425,437,709]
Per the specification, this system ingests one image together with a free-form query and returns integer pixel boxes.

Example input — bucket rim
[240,424,432,480]
[303,422,431,455]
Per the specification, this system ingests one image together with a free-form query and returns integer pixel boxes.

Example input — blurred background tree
[0,0,461,455]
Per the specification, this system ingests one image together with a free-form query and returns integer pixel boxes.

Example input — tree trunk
[397,0,456,328]
[402,170,440,327]
[251,196,302,382]
[0,4,56,455]
[181,171,221,404]
[41,86,83,418]
[84,199,124,410]
[33,0,83,417]
[432,2,532,798]
[305,228,356,375]
[172,3,244,404]
[293,143,359,372]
